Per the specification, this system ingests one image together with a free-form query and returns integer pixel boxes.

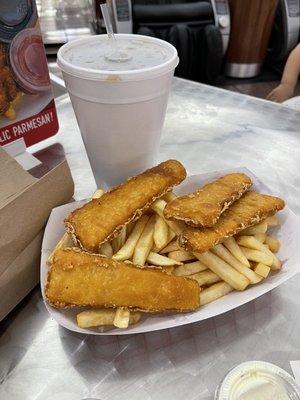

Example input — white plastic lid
[215,361,300,400]
[57,34,178,81]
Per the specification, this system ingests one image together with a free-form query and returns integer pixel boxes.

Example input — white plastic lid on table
[57,34,179,81]
[215,361,300,400]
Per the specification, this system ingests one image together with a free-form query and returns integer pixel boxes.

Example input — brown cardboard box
[0,145,74,277]
[0,144,74,320]
[0,231,43,321]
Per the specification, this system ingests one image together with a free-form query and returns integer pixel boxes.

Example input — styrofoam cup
[57,34,178,188]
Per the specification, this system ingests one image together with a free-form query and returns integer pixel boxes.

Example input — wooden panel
[227,0,278,64]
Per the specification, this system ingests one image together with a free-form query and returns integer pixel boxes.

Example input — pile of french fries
[50,189,281,330]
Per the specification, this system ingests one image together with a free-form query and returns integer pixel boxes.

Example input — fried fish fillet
[46,248,200,312]
[164,173,252,227]
[65,160,186,252]
[179,192,285,253]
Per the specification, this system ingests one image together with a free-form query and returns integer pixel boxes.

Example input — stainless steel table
[1,78,300,400]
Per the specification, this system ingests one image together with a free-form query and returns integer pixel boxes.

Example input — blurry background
[37,0,300,99]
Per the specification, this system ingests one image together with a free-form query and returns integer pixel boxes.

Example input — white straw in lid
[100,2,132,63]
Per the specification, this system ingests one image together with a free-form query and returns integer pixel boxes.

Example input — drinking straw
[100,1,132,62]
[100,2,116,42]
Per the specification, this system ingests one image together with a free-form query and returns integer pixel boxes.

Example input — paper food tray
[41,168,300,335]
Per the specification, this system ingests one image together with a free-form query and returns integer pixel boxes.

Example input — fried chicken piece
[0,45,19,117]
[65,160,186,252]
[0,80,9,115]
[46,248,200,312]
[0,44,7,69]
[0,45,10,115]
[0,66,18,102]
[179,192,285,253]
[164,173,252,227]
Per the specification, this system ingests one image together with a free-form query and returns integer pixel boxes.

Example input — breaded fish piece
[65,160,186,252]
[164,173,252,227]
[46,248,200,312]
[179,192,285,253]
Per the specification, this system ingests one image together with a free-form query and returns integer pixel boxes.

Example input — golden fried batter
[65,160,186,252]
[164,173,252,227]
[0,66,18,102]
[0,80,9,115]
[179,192,285,253]
[0,44,6,69]
[46,248,200,312]
[0,45,19,116]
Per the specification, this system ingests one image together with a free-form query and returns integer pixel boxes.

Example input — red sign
[0,100,58,146]
[0,0,59,147]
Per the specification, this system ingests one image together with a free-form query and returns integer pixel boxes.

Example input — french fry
[168,250,195,262]
[133,215,155,265]
[146,252,182,266]
[237,235,266,251]
[254,233,267,243]
[239,246,273,266]
[254,263,271,278]
[163,192,177,202]
[113,307,131,328]
[168,228,176,242]
[261,243,281,270]
[265,235,280,253]
[77,309,141,328]
[270,255,282,271]
[92,189,105,199]
[200,282,233,306]
[113,215,149,261]
[77,309,115,328]
[190,270,220,286]
[151,199,185,235]
[160,240,180,254]
[111,227,127,253]
[242,221,268,235]
[126,221,135,237]
[194,251,250,291]
[151,245,159,253]
[153,215,169,250]
[237,236,281,270]
[120,226,127,247]
[174,261,207,276]
[47,233,74,263]
[151,198,167,214]
[111,236,120,254]
[212,244,262,284]
[116,227,127,250]
[99,242,113,258]
[153,228,177,252]
[265,215,279,227]
[223,237,250,267]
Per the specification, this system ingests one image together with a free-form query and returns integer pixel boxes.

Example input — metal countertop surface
[1,77,300,400]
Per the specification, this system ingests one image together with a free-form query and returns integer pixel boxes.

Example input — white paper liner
[41,168,300,335]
